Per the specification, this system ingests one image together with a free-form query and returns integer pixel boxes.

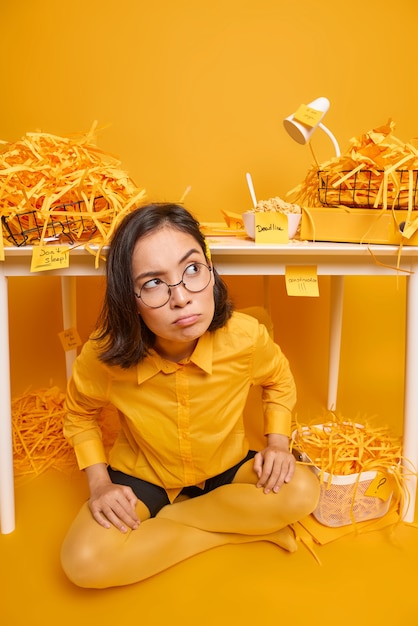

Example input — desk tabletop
[3,238,418,258]
[2,238,418,279]
[206,237,418,258]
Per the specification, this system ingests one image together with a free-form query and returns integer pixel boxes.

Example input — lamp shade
[283,97,330,145]
[283,96,341,156]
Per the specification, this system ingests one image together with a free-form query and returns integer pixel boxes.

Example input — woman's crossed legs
[60,460,319,588]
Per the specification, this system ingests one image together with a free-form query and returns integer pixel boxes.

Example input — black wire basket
[318,169,418,209]
[1,196,110,246]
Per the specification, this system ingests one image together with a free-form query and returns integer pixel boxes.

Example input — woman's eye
[143,278,163,290]
[184,263,200,276]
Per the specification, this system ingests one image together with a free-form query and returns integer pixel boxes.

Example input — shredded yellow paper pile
[0,123,146,260]
[12,386,119,478]
[292,415,403,477]
[12,386,75,477]
[288,119,418,214]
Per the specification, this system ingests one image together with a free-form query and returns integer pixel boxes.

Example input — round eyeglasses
[135,262,213,309]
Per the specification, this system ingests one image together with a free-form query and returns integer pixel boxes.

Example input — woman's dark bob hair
[95,203,233,367]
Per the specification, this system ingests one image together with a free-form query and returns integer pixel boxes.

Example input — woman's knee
[61,528,105,588]
[61,546,90,588]
[286,464,320,516]
[60,504,118,588]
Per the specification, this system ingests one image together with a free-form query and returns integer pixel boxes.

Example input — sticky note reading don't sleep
[285,266,319,297]
[30,245,70,272]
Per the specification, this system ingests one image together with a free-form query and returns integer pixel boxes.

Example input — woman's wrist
[85,463,111,490]
[266,433,290,450]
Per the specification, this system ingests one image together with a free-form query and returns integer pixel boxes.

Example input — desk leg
[263,276,271,317]
[402,269,418,522]
[61,277,78,380]
[0,273,15,533]
[327,276,344,411]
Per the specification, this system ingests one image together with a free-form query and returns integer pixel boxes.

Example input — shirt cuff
[73,439,108,470]
[264,409,292,438]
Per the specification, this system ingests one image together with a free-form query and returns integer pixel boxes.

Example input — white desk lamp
[283,96,341,157]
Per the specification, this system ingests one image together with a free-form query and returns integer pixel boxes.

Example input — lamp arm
[318,122,341,157]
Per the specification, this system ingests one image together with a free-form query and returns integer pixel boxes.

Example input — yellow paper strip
[0,223,4,261]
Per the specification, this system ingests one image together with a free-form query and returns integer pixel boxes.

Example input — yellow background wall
[1,0,415,433]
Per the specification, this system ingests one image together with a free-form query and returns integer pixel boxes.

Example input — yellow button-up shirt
[64,311,296,501]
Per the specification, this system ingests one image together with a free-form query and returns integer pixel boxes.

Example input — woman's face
[132,225,215,361]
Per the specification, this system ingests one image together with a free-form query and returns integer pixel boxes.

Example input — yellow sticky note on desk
[30,245,70,272]
[285,266,319,297]
[255,212,288,243]
[293,104,323,128]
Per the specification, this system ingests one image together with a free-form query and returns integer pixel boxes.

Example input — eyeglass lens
[138,263,212,308]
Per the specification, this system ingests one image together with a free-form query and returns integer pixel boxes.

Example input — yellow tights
[60,464,319,588]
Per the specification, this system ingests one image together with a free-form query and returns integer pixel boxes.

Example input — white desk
[1,240,418,533]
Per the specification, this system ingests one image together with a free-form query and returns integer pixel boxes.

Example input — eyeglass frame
[134,262,213,309]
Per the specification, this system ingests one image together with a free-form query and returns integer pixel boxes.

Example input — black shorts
[108,449,257,517]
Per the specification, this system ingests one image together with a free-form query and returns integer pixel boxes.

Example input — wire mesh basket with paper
[291,416,407,527]
[0,125,146,251]
[1,196,111,246]
[288,119,418,213]
[317,167,418,210]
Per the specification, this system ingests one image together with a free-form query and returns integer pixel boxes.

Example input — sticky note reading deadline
[255,212,288,244]
[285,266,319,297]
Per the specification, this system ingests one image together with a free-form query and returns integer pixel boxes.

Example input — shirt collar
[189,332,213,374]
[137,332,213,384]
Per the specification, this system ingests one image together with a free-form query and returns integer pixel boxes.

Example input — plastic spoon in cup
[246,172,258,208]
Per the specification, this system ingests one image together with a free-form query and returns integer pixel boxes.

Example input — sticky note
[255,212,288,244]
[285,266,319,297]
[58,327,82,352]
[293,104,323,128]
[31,245,70,272]
[365,472,393,502]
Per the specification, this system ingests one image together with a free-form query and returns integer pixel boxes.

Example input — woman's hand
[85,464,140,533]
[253,433,295,494]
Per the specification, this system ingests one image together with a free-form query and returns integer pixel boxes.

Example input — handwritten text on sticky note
[293,104,323,128]
[365,472,393,502]
[58,327,82,352]
[255,212,288,244]
[31,246,70,272]
[285,266,319,297]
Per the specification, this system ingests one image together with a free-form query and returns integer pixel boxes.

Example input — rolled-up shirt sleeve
[64,341,110,469]
[250,323,296,438]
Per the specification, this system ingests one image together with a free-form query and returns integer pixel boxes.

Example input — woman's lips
[173,314,200,327]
